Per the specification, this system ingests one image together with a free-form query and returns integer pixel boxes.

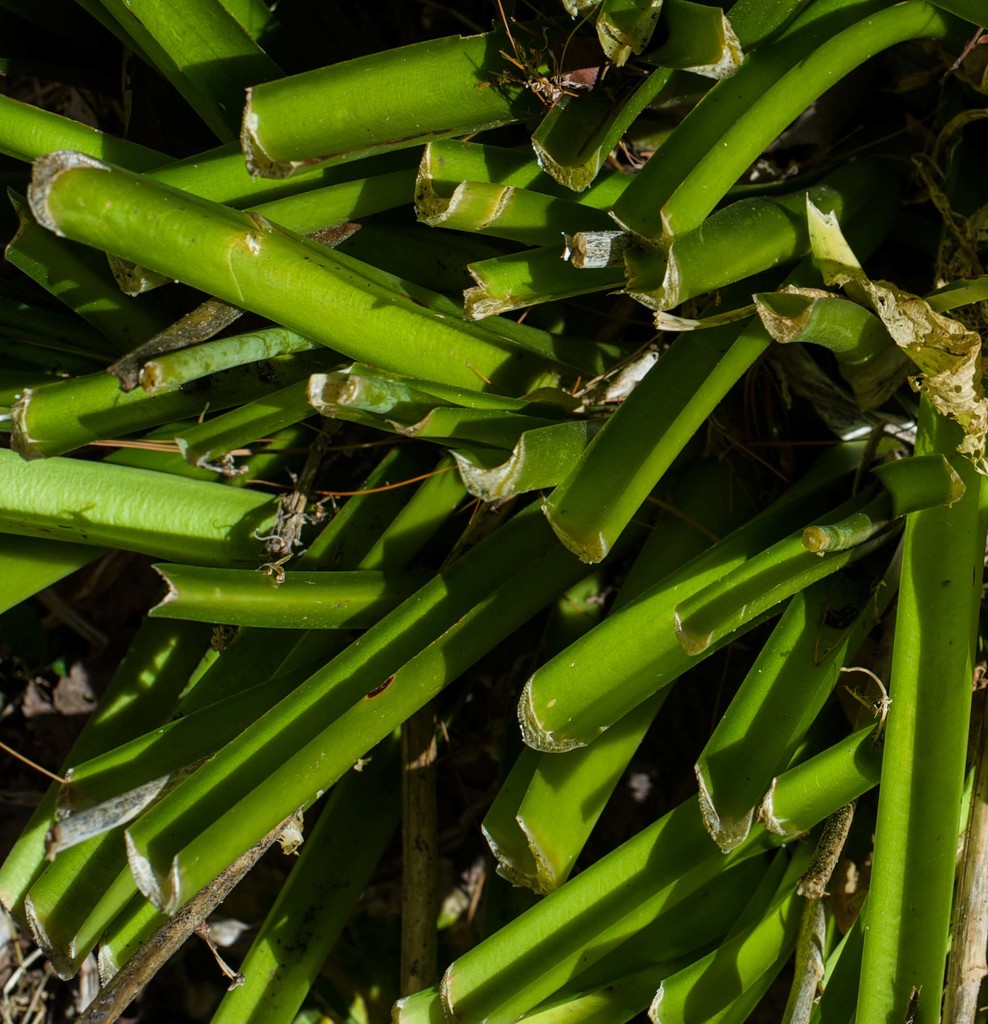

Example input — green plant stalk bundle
[612,0,956,242]
[622,160,890,313]
[150,565,433,628]
[0,620,212,921]
[532,0,795,192]
[5,190,172,355]
[484,459,756,893]
[120,507,589,917]
[400,721,885,1024]
[539,259,822,565]
[242,26,540,177]
[10,350,330,460]
[209,737,401,1024]
[85,0,283,143]
[856,402,988,1024]
[17,450,465,976]
[25,151,558,395]
[521,440,890,752]
[0,448,275,565]
[695,550,899,853]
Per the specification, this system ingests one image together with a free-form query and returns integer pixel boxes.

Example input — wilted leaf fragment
[807,200,988,467]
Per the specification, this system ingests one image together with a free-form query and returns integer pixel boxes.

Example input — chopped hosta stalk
[26,834,141,979]
[209,738,400,1024]
[420,140,629,209]
[307,372,563,449]
[464,245,625,319]
[310,363,575,418]
[5,191,170,355]
[0,620,211,921]
[673,489,897,656]
[595,0,664,66]
[485,459,752,891]
[695,556,898,852]
[531,66,673,191]
[856,402,988,1024]
[523,440,872,751]
[27,153,558,394]
[415,178,614,246]
[122,507,585,914]
[870,453,965,516]
[754,287,907,409]
[242,28,539,178]
[0,448,275,566]
[91,0,283,142]
[482,573,612,891]
[623,162,889,311]
[139,326,317,393]
[428,724,885,1024]
[642,0,743,78]
[511,861,767,1024]
[541,304,775,562]
[649,854,809,1024]
[175,379,317,471]
[609,0,892,240]
[759,723,884,839]
[307,371,456,422]
[151,566,432,628]
[754,289,892,363]
[0,535,103,616]
[452,421,601,503]
[656,2,953,239]
[11,353,326,460]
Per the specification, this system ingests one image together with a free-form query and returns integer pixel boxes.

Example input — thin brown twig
[0,742,66,786]
[78,815,298,1024]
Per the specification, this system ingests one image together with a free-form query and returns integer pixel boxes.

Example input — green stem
[151,566,432,628]
[28,152,555,394]
[855,400,988,1024]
